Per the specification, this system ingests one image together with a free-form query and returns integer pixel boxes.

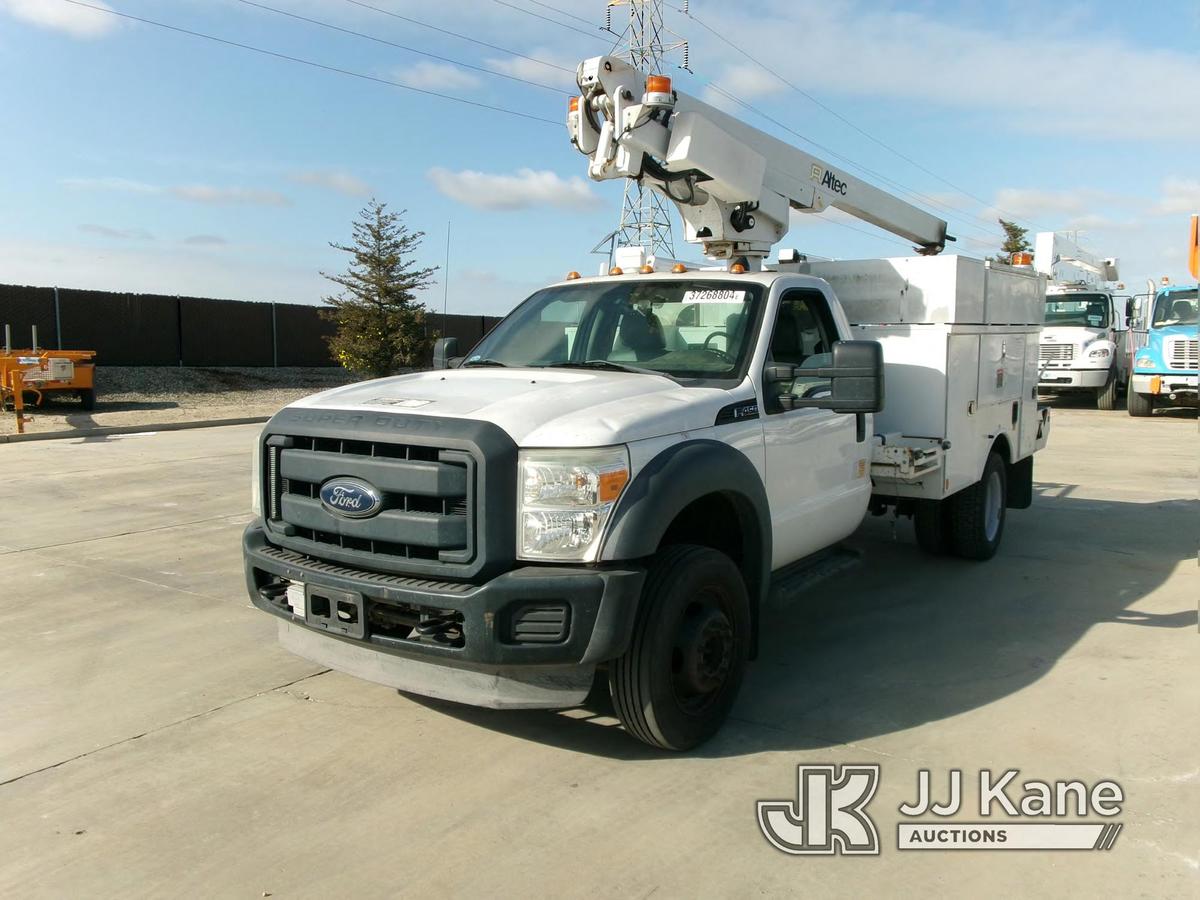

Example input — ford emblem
[319,478,383,519]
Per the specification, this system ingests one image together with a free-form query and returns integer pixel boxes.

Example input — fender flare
[601,439,772,645]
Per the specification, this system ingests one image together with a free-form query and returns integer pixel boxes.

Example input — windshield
[1044,294,1110,328]
[464,279,764,381]
[1151,290,1198,328]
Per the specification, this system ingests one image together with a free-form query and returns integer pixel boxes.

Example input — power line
[490,0,609,42]
[57,0,560,126]
[234,0,570,95]
[338,0,574,73]
[523,0,595,27]
[669,2,1050,234]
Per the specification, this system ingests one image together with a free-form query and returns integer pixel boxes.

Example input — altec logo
[757,765,881,855]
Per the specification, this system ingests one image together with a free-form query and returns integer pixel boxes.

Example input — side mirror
[789,340,885,414]
[433,337,459,370]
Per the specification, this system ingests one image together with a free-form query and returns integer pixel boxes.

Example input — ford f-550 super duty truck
[243,57,1050,750]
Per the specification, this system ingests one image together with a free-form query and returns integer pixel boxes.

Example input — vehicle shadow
[411,487,1197,759]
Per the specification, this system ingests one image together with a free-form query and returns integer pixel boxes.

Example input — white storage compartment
[805,255,1044,326]
[808,256,1046,500]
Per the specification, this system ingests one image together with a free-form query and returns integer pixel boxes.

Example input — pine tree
[995,218,1031,265]
[321,201,436,378]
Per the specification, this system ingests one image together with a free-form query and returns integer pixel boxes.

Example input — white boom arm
[567,56,949,263]
[1033,232,1119,285]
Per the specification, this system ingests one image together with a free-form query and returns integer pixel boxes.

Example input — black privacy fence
[0,283,502,367]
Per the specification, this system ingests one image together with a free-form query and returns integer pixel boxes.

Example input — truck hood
[288,368,740,446]
[1040,326,1107,345]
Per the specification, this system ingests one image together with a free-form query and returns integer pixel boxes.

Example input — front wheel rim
[671,591,736,715]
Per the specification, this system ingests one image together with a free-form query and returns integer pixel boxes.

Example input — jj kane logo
[758,766,1124,855]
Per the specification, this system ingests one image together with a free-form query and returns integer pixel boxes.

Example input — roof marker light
[671,263,687,273]
[566,271,581,280]
[609,266,624,276]
[729,262,747,274]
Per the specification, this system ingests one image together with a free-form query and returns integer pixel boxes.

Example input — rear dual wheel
[914,451,1007,561]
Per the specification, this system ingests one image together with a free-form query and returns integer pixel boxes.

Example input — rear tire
[608,544,750,751]
[1096,370,1119,410]
[78,389,95,411]
[1127,390,1153,417]
[913,499,951,555]
[947,451,1007,561]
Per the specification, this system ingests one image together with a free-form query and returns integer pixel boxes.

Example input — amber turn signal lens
[568,95,579,113]
[598,469,629,502]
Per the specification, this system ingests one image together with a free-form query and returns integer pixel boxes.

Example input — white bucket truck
[243,57,1049,749]
[1032,232,1127,409]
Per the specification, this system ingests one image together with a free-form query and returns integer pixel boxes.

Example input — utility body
[1030,233,1128,410]
[243,56,1050,749]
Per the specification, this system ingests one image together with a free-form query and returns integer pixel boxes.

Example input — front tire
[1096,370,1119,410]
[947,451,1007,561]
[78,388,95,411]
[609,544,750,751]
[1127,390,1153,417]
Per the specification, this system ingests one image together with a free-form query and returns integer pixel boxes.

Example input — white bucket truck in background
[1032,232,1128,409]
[243,56,1050,750]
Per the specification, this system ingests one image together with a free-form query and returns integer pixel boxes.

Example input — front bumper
[1038,367,1110,389]
[244,523,645,708]
[1131,373,1198,397]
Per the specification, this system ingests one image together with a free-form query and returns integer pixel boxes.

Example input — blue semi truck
[1127,284,1199,416]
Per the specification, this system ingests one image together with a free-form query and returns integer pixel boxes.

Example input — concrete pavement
[0,405,1196,897]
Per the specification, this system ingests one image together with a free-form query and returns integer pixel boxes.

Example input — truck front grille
[264,434,475,576]
[1166,337,1199,370]
[1039,343,1073,362]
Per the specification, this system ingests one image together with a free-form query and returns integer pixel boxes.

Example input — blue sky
[1,0,1197,315]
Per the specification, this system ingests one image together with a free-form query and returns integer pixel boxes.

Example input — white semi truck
[243,57,1050,750]
[1032,232,1128,409]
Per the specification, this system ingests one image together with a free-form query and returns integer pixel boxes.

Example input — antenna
[601,0,689,259]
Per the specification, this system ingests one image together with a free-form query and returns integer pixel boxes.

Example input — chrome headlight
[1136,355,1154,368]
[517,446,630,561]
[1088,346,1111,359]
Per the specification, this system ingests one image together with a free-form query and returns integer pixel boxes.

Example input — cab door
[757,287,871,569]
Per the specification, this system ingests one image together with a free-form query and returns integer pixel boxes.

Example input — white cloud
[716,64,787,100]
[63,176,291,206]
[289,170,373,198]
[427,167,601,211]
[61,176,157,194]
[391,61,482,91]
[1155,177,1200,216]
[485,49,577,91]
[0,0,117,38]
[702,1,1200,138]
[79,223,153,240]
[170,185,291,206]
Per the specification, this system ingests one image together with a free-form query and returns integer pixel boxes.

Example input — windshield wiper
[546,360,677,380]
[461,358,508,368]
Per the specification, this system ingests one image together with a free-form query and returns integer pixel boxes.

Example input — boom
[567,56,950,264]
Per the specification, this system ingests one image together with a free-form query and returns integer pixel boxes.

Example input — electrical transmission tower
[601,0,689,260]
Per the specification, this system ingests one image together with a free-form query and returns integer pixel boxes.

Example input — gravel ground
[1,366,357,436]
